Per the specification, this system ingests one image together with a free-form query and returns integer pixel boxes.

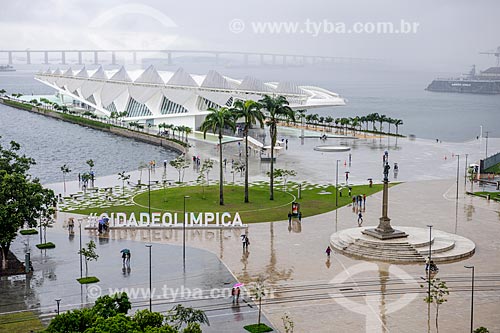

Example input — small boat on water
[0,65,16,72]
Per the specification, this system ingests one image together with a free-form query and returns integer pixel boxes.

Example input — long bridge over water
[0,49,380,67]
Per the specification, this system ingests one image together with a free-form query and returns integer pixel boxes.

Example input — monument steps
[416,238,456,255]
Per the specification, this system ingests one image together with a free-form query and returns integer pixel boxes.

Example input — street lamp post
[146,244,152,311]
[464,265,475,333]
[183,196,190,268]
[148,165,151,217]
[485,131,489,158]
[55,299,61,315]
[335,159,340,207]
[427,225,433,311]
[456,154,460,200]
[79,220,83,279]
[464,154,468,187]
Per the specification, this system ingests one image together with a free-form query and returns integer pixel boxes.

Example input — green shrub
[77,276,100,284]
[20,229,39,235]
[244,323,273,332]
[36,242,56,249]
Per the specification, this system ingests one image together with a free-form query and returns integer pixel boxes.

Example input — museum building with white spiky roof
[35,65,345,129]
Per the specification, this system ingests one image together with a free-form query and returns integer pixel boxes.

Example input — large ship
[426,47,500,94]
[0,65,16,72]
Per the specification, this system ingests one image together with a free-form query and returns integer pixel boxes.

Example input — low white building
[35,66,345,129]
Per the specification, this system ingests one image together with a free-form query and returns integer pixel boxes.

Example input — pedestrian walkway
[3,228,273,332]
[34,131,500,332]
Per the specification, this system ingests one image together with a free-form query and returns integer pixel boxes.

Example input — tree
[197,159,214,199]
[79,240,99,278]
[118,171,130,196]
[281,312,295,333]
[39,205,56,245]
[394,119,403,135]
[184,126,192,142]
[0,89,6,96]
[45,293,132,332]
[60,164,71,194]
[259,95,295,201]
[200,107,236,205]
[267,168,297,192]
[169,156,190,183]
[0,140,56,270]
[165,304,209,330]
[86,159,95,171]
[232,99,264,203]
[251,279,267,329]
[379,114,388,134]
[420,277,449,333]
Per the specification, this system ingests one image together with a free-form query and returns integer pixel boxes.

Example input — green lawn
[484,163,500,174]
[244,323,273,332]
[473,191,500,201]
[77,276,100,284]
[0,312,44,333]
[66,183,384,223]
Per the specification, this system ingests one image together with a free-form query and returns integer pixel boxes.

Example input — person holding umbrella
[121,249,131,267]
[233,283,244,303]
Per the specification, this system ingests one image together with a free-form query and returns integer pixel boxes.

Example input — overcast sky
[0,0,499,71]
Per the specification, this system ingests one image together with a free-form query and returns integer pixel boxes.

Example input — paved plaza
[4,128,500,332]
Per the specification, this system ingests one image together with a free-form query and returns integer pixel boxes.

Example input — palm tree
[184,126,192,142]
[311,114,319,129]
[367,113,379,132]
[232,99,264,203]
[200,107,236,205]
[60,164,71,194]
[386,117,394,134]
[379,114,388,134]
[325,116,334,132]
[259,95,295,200]
[305,114,312,128]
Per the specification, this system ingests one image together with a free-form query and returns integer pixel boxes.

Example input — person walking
[245,236,250,249]
[236,287,241,303]
[357,212,363,226]
[126,251,131,267]
[363,194,367,207]
[241,234,248,250]
[325,246,332,257]
[68,217,75,235]
[231,288,236,303]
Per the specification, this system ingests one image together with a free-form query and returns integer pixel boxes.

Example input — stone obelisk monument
[362,163,408,240]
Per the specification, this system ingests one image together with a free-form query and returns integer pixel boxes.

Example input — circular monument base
[330,226,475,264]
[313,145,351,152]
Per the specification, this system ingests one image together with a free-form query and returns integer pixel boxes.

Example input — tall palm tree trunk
[244,129,249,203]
[270,125,275,200]
[219,134,224,205]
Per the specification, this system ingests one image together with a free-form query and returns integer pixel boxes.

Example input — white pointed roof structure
[129,66,163,104]
[167,68,197,87]
[201,70,230,89]
[109,66,132,82]
[275,81,304,95]
[101,66,131,107]
[238,76,272,92]
[91,66,108,80]
[75,67,88,78]
[57,68,73,87]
